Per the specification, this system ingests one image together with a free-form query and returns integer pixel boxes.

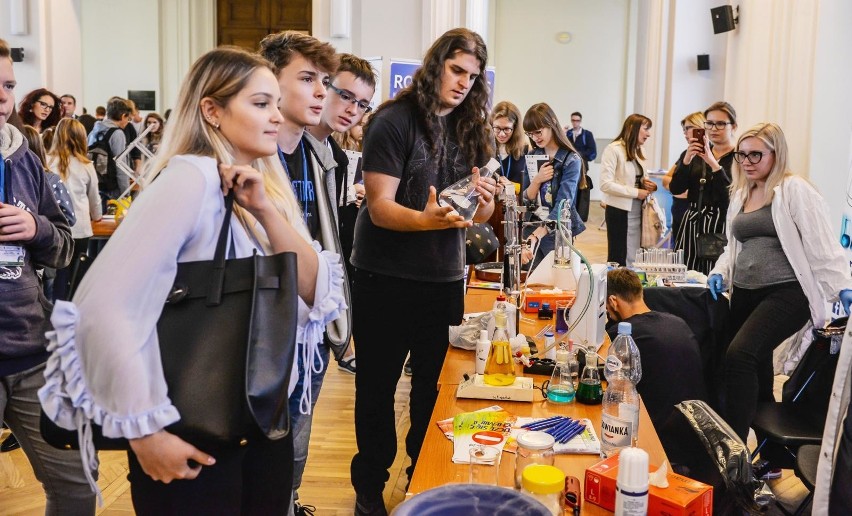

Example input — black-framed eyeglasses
[35,100,55,111]
[704,121,732,130]
[327,84,372,113]
[493,126,513,135]
[525,129,544,138]
[733,150,773,164]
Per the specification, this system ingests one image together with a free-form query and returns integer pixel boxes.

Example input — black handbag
[41,193,299,451]
[694,169,727,260]
[575,170,592,222]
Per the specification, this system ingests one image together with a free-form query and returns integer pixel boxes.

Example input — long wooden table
[408,288,669,514]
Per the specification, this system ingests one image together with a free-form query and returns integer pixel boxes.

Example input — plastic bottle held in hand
[484,307,515,386]
[438,158,501,221]
[600,322,642,457]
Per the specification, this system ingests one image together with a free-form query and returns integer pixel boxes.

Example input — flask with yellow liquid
[484,308,516,386]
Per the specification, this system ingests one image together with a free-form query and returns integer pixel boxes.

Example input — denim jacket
[525,146,586,236]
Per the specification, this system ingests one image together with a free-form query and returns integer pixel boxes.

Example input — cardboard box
[585,454,713,516]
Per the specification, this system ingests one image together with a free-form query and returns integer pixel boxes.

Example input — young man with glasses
[307,53,376,317]
[566,111,597,168]
[259,31,352,516]
[349,28,496,516]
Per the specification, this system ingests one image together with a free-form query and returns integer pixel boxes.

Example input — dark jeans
[350,269,463,497]
[605,204,628,265]
[128,430,293,515]
[53,237,90,302]
[724,282,810,441]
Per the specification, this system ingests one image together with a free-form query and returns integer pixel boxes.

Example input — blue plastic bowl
[392,484,552,516]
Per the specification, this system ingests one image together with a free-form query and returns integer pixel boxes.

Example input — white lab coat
[710,175,852,370]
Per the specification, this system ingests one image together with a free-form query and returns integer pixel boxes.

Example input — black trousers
[350,269,463,497]
[128,431,293,515]
[724,282,810,441]
[53,237,90,302]
[605,205,628,265]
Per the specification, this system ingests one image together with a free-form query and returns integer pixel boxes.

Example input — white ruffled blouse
[37,155,345,494]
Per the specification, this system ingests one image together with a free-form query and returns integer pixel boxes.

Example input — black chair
[751,318,844,464]
[789,444,819,516]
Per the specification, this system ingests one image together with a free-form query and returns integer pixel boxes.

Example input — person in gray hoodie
[0,39,94,515]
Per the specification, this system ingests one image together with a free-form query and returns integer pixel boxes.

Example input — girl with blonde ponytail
[40,46,347,514]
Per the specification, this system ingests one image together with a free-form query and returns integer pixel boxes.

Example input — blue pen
[525,418,566,431]
[544,419,571,435]
[551,422,581,443]
[551,420,582,441]
[558,424,586,444]
[522,416,563,429]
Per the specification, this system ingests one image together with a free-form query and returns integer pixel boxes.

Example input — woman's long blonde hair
[144,46,309,241]
[49,118,91,181]
[730,122,792,207]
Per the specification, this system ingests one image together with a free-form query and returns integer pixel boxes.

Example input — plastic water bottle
[600,322,642,457]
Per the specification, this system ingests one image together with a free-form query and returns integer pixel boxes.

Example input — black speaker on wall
[697,55,710,71]
[711,5,737,34]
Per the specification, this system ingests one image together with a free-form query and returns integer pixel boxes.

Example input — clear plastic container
[514,431,555,489]
[601,322,642,457]
[521,465,565,515]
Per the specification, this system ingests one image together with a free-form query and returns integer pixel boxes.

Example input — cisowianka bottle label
[601,412,632,449]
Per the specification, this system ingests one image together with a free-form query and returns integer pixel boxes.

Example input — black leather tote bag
[42,193,299,450]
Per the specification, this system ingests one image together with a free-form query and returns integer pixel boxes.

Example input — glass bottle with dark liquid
[576,346,602,404]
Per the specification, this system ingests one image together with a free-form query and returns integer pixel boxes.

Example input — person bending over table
[707,122,852,442]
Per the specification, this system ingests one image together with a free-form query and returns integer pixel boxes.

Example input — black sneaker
[294,502,316,515]
[0,434,20,453]
[355,494,388,516]
[403,358,412,376]
[753,459,782,480]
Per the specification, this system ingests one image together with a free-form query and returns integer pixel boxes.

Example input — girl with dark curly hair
[19,88,61,133]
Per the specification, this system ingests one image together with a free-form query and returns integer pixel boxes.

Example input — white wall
[80,0,160,112]
[808,0,852,233]
[662,0,727,167]
[493,0,631,200]
[0,0,47,95]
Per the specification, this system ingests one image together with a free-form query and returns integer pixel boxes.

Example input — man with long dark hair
[349,28,496,516]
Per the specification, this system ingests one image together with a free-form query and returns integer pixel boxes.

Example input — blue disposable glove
[840,289,852,315]
[707,274,724,301]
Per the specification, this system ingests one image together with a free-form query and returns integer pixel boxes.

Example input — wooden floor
[0,205,810,514]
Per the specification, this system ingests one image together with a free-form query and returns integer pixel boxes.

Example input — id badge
[0,245,25,266]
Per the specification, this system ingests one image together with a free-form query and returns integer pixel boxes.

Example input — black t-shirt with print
[352,99,473,282]
[280,138,320,240]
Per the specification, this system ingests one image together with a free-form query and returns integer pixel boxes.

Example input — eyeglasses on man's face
[733,150,773,164]
[35,99,55,111]
[704,121,731,130]
[492,126,513,135]
[525,129,545,139]
[327,84,372,113]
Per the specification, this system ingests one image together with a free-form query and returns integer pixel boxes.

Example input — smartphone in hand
[692,128,706,150]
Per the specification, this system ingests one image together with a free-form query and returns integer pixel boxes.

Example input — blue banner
[388,58,496,106]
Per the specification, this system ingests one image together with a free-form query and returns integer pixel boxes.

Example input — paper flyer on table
[451,409,516,464]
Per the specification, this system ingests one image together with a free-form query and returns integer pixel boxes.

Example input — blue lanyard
[501,156,512,178]
[300,140,309,221]
[0,155,5,204]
